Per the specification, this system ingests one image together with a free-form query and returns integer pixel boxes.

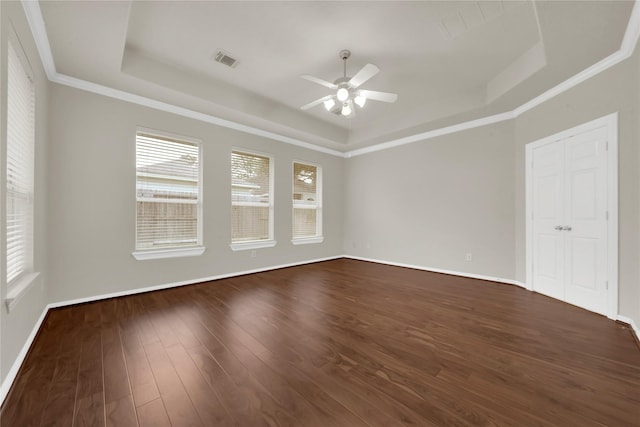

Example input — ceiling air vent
[213,50,238,68]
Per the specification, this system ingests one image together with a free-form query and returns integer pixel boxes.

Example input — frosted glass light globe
[336,87,349,102]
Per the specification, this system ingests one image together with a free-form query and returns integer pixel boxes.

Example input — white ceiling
[38,1,635,152]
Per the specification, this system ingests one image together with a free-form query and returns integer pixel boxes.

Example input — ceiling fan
[300,50,398,117]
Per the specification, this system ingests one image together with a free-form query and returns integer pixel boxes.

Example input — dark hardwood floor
[1,258,639,426]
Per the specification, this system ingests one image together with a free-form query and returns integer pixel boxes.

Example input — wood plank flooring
[1,259,639,426]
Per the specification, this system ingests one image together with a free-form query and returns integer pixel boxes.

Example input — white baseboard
[1,254,342,407]
[617,315,640,343]
[343,255,524,288]
[48,255,343,308]
[0,306,49,405]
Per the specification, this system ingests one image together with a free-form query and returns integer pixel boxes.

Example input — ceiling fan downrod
[340,49,350,79]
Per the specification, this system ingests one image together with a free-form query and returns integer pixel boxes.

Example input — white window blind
[6,40,35,285]
[136,131,201,250]
[293,162,321,239]
[231,150,273,243]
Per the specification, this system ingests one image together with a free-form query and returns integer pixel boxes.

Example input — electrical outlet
[251,250,256,258]
[465,253,472,261]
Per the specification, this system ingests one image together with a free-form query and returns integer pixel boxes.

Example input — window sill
[230,240,277,251]
[132,246,206,260]
[291,236,324,245]
[5,272,40,313]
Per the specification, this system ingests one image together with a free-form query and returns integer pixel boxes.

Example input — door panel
[570,169,597,219]
[570,237,598,290]
[535,233,562,298]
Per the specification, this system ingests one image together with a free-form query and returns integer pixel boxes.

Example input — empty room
[1,0,639,426]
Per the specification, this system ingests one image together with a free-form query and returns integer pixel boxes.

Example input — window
[6,38,35,287]
[133,129,203,260]
[292,162,323,244]
[231,150,275,250]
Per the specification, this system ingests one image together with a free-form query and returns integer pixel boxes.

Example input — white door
[531,126,608,315]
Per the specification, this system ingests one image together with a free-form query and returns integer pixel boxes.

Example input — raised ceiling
[37,1,635,152]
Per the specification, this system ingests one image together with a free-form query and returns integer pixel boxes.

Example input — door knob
[562,226,572,231]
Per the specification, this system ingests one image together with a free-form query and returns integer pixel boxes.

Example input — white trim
[20,0,55,79]
[0,306,48,405]
[19,0,640,160]
[606,115,619,320]
[132,246,206,261]
[5,272,40,312]
[525,113,619,320]
[49,255,342,308]
[230,240,277,251]
[136,126,202,145]
[620,0,640,55]
[343,255,523,288]
[617,315,640,343]
[524,136,534,292]
[512,51,627,118]
[291,236,324,245]
[345,111,515,157]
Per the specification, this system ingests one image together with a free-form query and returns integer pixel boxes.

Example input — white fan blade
[358,89,398,103]
[301,95,333,111]
[301,74,338,89]
[348,64,379,88]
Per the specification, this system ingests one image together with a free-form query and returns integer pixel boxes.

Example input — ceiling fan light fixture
[341,102,352,116]
[323,98,335,111]
[300,50,396,117]
[336,87,349,102]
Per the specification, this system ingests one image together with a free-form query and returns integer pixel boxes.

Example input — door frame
[525,112,618,319]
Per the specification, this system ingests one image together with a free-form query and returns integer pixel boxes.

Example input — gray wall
[514,51,639,324]
[0,1,49,384]
[344,50,640,327]
[344,121,516,280]
[47,84,345,304]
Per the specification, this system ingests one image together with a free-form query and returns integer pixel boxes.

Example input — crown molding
[20,1,346,158]
[21,0,640,159]
[346,0,640,158]
[21,0,55,79]
[344,111,516,157]
[52,73,346,158]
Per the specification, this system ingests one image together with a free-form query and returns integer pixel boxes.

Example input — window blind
[231,150,272,242]
[136,132,201,250]
[293,162,321,239]
[6,41,35,285]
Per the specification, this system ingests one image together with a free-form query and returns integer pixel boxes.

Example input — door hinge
[606,211,609,220]
[606,141,609,151]
[605,281,609,290]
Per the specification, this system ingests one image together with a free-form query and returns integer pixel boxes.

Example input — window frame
[291,160,324,245]
[5,27,40,312]
[230,148,276,251]
[132,127,205,260]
